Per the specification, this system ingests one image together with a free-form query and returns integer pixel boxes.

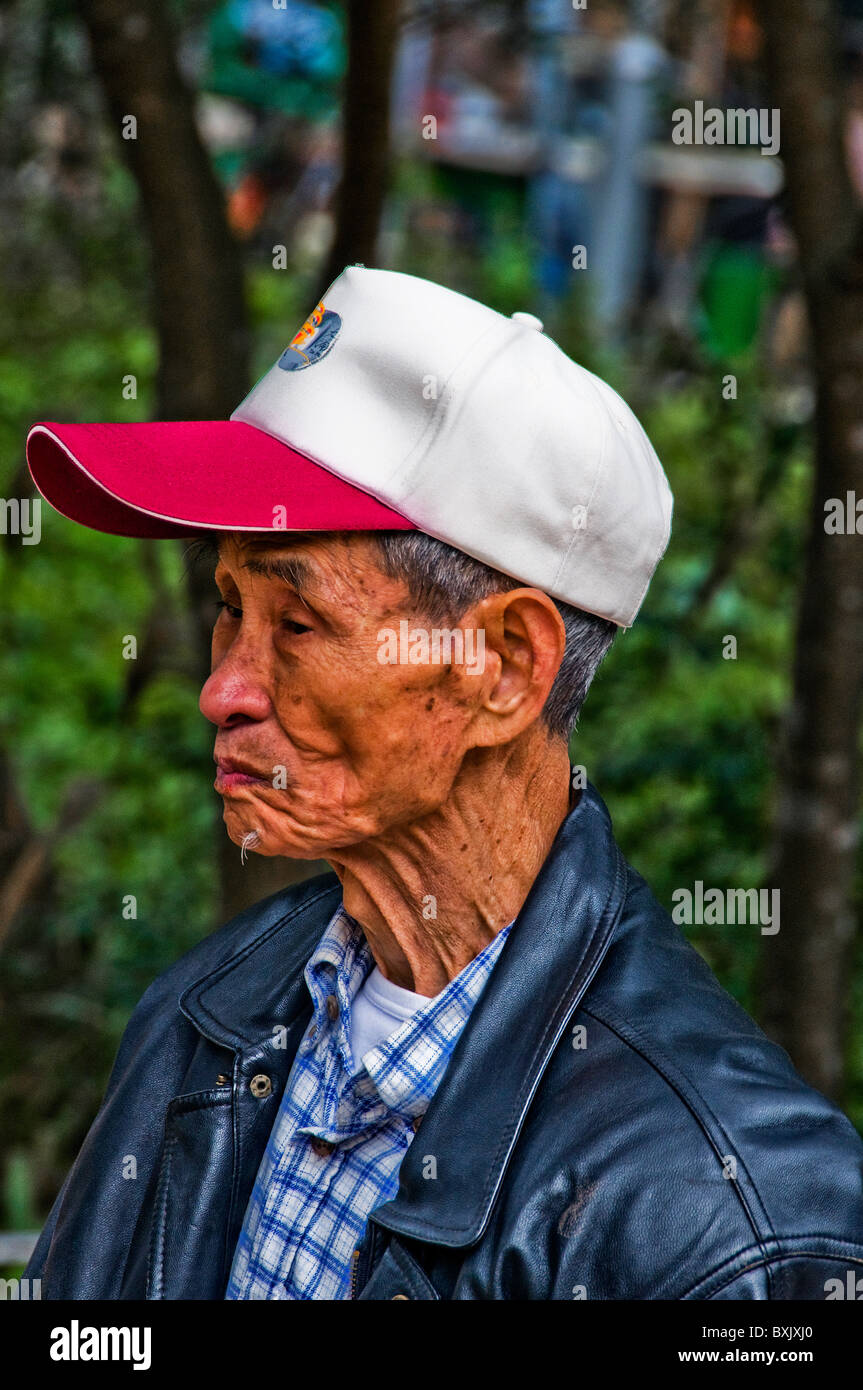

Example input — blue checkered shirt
[225,904,513,1300]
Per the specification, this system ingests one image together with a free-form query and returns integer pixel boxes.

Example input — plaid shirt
[225,904,513,1300]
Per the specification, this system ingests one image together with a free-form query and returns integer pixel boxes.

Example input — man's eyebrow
[240,553,314,595]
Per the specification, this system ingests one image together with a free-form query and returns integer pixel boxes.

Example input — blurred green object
[391,155,534,312]
[431,164,525,224]
[697,242,781,359]
[3,1151,36,1231]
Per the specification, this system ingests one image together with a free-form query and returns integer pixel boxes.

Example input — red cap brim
[26,420,416,538]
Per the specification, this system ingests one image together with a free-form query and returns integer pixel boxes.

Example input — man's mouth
[214,757,272,790]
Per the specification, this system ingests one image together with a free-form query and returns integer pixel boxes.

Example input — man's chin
[218,787,388,860]
[222,814,334,862]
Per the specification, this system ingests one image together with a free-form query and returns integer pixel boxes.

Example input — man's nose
[199,638,273,729]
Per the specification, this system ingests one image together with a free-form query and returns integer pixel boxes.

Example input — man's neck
[328,733,573,995]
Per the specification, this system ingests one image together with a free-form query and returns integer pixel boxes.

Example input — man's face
[199,533,490,859]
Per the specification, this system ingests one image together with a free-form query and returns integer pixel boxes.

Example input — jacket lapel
[179,878,342,1052]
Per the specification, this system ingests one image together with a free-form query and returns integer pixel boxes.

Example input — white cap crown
[232,266,672,626]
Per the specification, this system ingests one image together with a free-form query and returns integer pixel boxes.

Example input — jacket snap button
[249,1074,273,1099]
[216,1074,230,1085]
[391,1293,410,1300]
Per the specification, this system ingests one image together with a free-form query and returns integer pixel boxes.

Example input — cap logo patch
[278,300,342,371]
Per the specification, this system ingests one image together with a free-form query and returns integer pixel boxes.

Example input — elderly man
[23,267,863,1300]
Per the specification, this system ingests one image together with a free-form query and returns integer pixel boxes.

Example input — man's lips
[214,757,272,790]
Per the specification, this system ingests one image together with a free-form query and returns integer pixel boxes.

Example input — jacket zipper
[349,1246,361,1300]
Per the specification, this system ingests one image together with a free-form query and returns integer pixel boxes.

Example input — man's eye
[214,601,311,635]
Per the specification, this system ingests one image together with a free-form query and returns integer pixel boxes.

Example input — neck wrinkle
[331,732,572,994]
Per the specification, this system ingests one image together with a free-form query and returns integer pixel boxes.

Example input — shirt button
[391,1293,410,1300]
[411,1116,422,1133]
[326,994,339,1021]
[309,1136,335,1157]
[307,1024,317,1040]
[249,1074,273,1099]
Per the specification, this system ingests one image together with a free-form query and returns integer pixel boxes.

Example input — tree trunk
[76,0,249,419]
[316,0,402,297]
[756,0,863,1100]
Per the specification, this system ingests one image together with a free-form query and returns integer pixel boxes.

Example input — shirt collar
[304,905,513,1121]
[304,904,374,1029]
[362,921,513,1117]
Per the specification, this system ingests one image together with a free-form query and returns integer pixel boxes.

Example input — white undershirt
[349,966,439,1075]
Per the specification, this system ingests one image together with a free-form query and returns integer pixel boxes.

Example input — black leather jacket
[26,783,863,1299]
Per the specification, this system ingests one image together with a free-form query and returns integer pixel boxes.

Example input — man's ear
[462,588,566,748]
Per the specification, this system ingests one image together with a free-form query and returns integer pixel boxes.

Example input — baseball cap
[25,265,672,627]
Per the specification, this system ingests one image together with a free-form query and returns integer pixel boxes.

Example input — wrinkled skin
[199,532,572,993]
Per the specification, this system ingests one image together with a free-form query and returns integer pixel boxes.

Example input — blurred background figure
[203,0,345,247]
[578,0,667,337]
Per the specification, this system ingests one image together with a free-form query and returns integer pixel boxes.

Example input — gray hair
[372,532,617,740]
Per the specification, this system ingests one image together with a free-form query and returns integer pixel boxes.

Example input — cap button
[511,311,544,332]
